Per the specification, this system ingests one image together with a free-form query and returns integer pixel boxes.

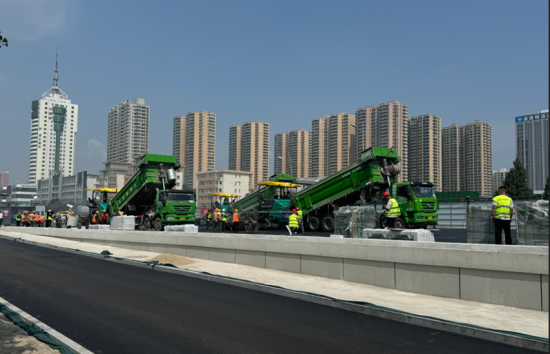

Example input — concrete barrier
[4,226,548,312]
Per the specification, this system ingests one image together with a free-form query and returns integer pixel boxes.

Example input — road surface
[0,238,534,354]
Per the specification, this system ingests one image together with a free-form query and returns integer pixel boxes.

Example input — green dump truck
[230,174,302,232]
[108,154,196,230]
[289,147,439,232]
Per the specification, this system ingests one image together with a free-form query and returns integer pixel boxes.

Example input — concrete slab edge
[0,296,93,354]
[1,234,547,352]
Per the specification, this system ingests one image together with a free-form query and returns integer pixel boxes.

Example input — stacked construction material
[164,225,199,233]
[334,206,376,238]
[361,228,434,242]
[109,216,135,230]
[516,201,548,246]
[89,225,110,230]
[466,205,495,244]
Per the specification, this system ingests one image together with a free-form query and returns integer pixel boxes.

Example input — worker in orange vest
[100,210,109,224]
[35,213,43,227]
[232,209,240,233]
[21,212,27,226]
[92,211,99,224]
[28,211,35,227]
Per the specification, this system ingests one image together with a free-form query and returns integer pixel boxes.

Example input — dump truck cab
[155,189,196,226]
[391,181,439,228]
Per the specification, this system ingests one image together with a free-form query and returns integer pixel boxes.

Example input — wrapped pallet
[109,216,135,230]
[466,205,495,244]
[334,206,376,238]
[515,201,549,246]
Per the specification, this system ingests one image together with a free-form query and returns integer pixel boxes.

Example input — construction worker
[492,186,515,245]
[22,212,27,227]
[286,209,300,235]
[35,213,43,227]
[100,209,109,224]
[56,213,62,228]
[214,209,222,232]
[205,209,212,231]
[15,212,22,227]
[222,212,231,232]
[381,191,401,229]
[92,211,99,224]
[66,210,71,218]
[45,210,52,228]
[29,211,36,227]
[296,207,304,234]
[232,209,240,233]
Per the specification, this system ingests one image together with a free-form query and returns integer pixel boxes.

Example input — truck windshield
[413,186,435,198]
[167,193,194,202]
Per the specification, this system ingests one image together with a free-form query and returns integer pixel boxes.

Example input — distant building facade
[229,121,269,188]
[492,168,508,191]
[408,114,442,191]
[311,113,356,177]
[274,129,311,179]
[442,120,492,196]
[29,54,78,184]
[37,171,98,205]
[355,101,408,182]
[173,112,216,189]
[95,161,132,190]
[0,172,9,188]
[515,109,549,192]
[196,170,252,209]
[107,98,150,163]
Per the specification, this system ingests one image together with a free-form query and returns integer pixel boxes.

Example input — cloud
[0,0,76,41]
[83,139,106,161]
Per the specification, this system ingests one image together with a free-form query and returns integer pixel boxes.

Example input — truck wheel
[142,217,151,230]
[394,217,406,229]
[308,216,320,231]
[322,216,334,232]
[153,216,163,231]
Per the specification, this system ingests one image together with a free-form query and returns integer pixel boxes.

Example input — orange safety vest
[22,215,26,222]
[29,214,35,221]
[92,214,98,223]
[233,213,239,222]
[36,215,42,223]
[215,212,222,221]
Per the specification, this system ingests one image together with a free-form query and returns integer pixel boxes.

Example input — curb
[1,234,548,352]
[0,296,93,354]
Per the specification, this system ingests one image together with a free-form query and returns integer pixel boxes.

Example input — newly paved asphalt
[0,238,536,354]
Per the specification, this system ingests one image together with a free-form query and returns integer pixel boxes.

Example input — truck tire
[394,217,406,230]
[322,216,334,232]
[153,216,163,231]
[142,217,152,231]
[307,216,320,231]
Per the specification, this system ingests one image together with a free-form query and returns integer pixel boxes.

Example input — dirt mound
[147,253,194,267]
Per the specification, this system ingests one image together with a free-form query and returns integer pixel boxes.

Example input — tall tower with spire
[28,51,79,184]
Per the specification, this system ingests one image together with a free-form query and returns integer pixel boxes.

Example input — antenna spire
[53,48,59,87]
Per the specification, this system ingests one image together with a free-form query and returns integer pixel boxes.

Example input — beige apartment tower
[311,113,356,177]
[408,114,442,191]
[274,129,311,178]
[355,101,408,182]
[172,112,216,189]
[229,121,270,188]
[107,98,149,163]
[442,120,492,196]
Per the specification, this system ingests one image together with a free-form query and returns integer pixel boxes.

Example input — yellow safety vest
[297,210,303,220]
[207,213,212,219]
[386,198,401,217]
[222,217,227,222]
[288,214,299,227]
[493,195,512,219]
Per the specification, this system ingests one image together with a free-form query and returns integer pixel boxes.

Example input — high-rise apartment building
[311,113,356,177]
[107,98,150,163]
[0,172,9,188]
[274,129,311,178]
[228,121,270,187]
[492,168,509,191]
[355,101,408,182]
[29,54,78,184]
[408,114,442,191]
[442,120,492,196]
[173,112,216,189]
[515,110,549,192]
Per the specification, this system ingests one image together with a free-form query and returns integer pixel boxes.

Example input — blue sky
[0,0,548,184]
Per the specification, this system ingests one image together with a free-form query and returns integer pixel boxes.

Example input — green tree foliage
[543,177,549,199]
[0,32,8,48]
[502,158,533,197]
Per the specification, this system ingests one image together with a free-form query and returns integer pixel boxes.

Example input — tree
[0,32,8,48]
[543,177,549,199]
[502,158,533,197]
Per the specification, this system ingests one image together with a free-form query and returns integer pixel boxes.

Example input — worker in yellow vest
[296,207,304,234]
[286,209,300,235]
[232,209,240,233]
[381,191,401,229]
[491,186,514,245]
[205,209,213,231]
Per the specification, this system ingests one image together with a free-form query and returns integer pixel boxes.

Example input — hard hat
[33,211,35,213]
[296,207,300,210]
[382,192,390,198]
[292,209,297,213]
[66,210,69,213]
[96,211,99,214]
[235,209,238,212]
[103,210,107,212]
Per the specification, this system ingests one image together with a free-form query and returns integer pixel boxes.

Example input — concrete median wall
[5,226,548,312]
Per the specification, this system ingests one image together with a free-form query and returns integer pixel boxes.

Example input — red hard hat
[292,209,297,213]
[382,192,390,198]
